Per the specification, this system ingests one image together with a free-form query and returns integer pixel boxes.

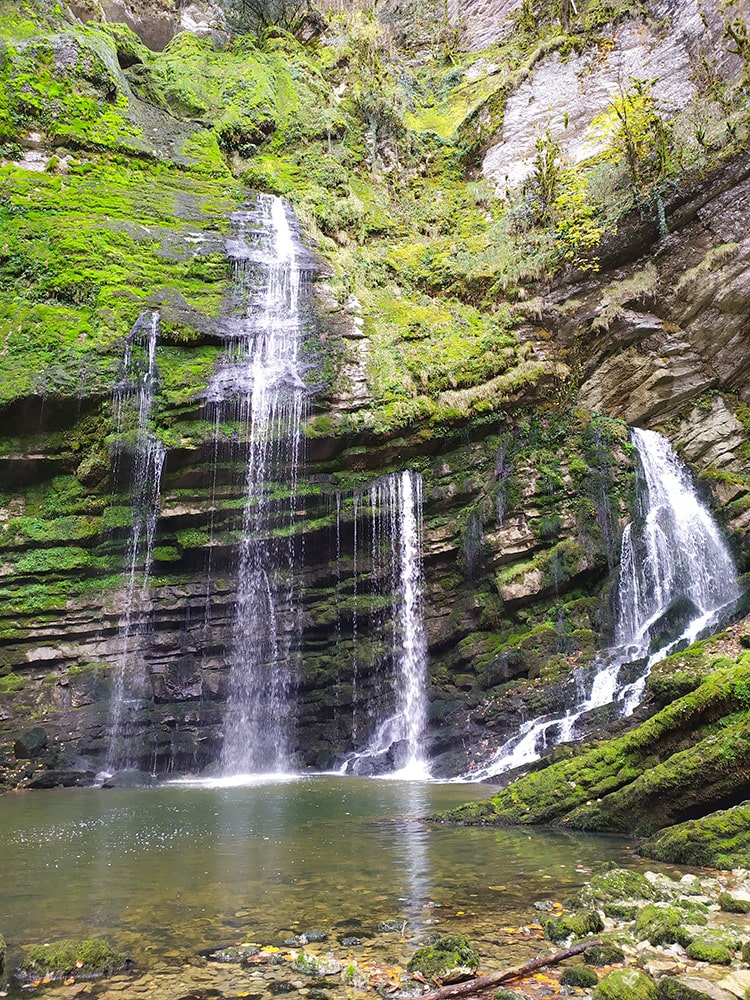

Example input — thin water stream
[0,777,672,997]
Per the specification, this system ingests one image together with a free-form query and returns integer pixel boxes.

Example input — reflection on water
[0,776,658,975]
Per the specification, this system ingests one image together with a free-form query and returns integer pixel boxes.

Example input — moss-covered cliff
[1,0,749,793]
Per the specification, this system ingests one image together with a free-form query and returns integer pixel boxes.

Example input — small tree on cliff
[219,0,317,36]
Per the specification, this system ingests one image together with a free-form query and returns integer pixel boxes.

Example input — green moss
[439,658,750,835]
[641,799,750,868]
[584,944,625,966]
[633,905,694,948]
[571,868,655,908]
[0,672,24,694]
[684,939,732,965]
[20,938,129,980]
[718,892,750,914]
[594,969,657,1000]
[407,936,480,979]
[544,909,603,943]
[561,966,599,988]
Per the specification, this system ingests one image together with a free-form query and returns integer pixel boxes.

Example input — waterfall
[466,427,740,780]
[344,470,430,778]
[106,310,166,772]
[214,194,312,776]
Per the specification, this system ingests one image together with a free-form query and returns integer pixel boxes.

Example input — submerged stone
[15,938,130,983]
[407,935,480,983]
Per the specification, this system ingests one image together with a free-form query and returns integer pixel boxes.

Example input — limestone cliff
[0,0,749,788]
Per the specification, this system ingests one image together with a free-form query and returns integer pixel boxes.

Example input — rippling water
[0,776,670,989]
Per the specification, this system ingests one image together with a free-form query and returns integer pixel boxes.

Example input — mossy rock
[561,965,599,988]
[718,892,750,914]
[656,977,737,1000]
[684,940,732,965]
[407,935,479,983]
[595,969,657,1000]
[633,905,693,948]
[584,944,626,966]
[0,932,5,975]
[17,938,130,983]
[494,990,523,1000]
[571,868,656,908]
[742,941,750,964]
[545,909,604,943]
[602,902,639,921]
[640,802,750,868]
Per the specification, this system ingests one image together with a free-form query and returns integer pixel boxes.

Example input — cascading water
[344,470,430,778]
[106,310,166,772]
[211,194,312,776]
[467,427,740,780]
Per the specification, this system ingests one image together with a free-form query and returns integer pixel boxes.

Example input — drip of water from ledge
[343,470,430,779]
[466,427,741,780]
[106,310,165,773]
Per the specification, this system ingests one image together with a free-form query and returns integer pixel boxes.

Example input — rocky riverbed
[6,865,750,1000]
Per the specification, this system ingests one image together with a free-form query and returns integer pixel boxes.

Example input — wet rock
[634,905,695,948]
[377,921,405,934]
[204,944,261,963]
[101,770,158,788]
[657,977,736,1000]
[584,944,626,967]
[407,935,479,984]
[570,867,657,908]
[339,937,361,947]
[289,952,342,977]
[717,970,750,999]
[533,899,555,911]
[717,892,750,914]
[283,931,328,946]
[268,981,297,994]
[561,966,599,988]
[544,909,603,943]
[25,768,95,789]
[14,938,131,984]
[0,931,5,976]
[13,726,48,758]
[595,969,657,1000]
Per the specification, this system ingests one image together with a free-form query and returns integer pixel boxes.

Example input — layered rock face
[1,0,750,787]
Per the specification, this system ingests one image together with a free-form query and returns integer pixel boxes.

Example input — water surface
[0,776,673,991]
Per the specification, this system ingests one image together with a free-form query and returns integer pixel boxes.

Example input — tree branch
[415,940,603,1000]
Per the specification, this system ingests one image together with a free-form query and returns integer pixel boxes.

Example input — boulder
[407,935,480,983]
[595,969,657,1000]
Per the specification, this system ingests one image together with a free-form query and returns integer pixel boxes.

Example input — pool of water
[0,775,671,995]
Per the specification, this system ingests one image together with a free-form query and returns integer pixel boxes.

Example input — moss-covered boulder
[544,909,604,943]
[584,943,626,966]
[595,969,657,1000]
[407,935,479,983]
[657,976,737,1000]
[684,940,733,965]
[717,892,750,914]
[561,966,599,987]
[570,867,656,908]
[683,930,739,965]
[640,803,750,868]
[634,905,693,948]
[16,938,130,984]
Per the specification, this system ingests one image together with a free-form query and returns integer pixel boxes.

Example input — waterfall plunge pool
[0,776,684,998]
